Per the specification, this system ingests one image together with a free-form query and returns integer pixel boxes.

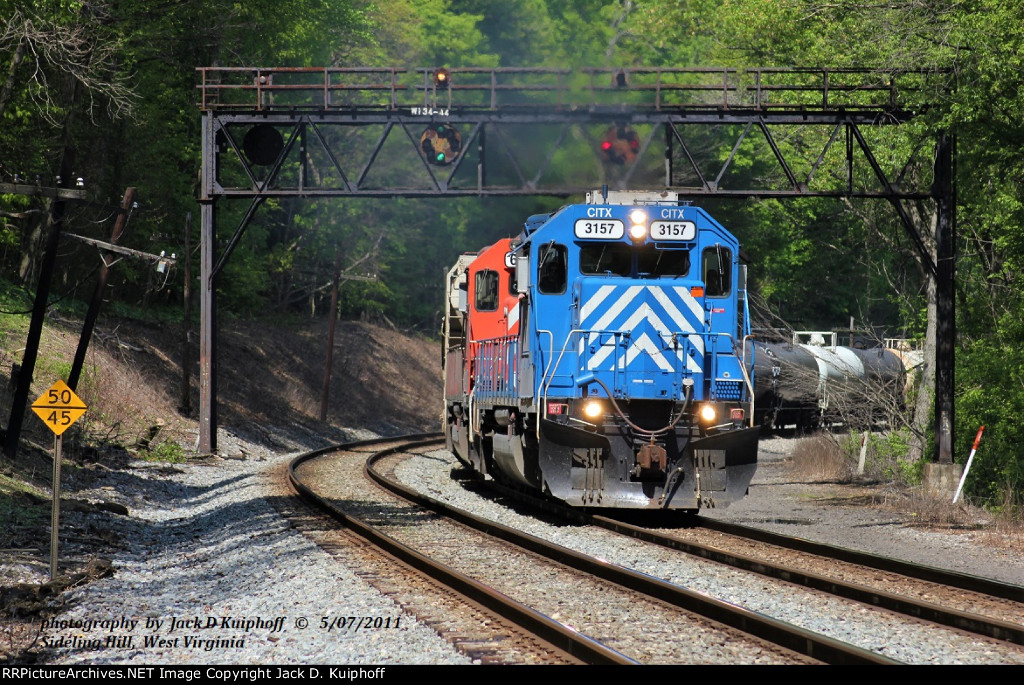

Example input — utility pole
[5,151,75,458]
[67,187,136,392]
[320,251,342,422]
[181,213,193,414]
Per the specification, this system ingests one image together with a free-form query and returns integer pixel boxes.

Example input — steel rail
[365,448,899,665]
[288,434,637,665]
[474,473,1024,649]
[694,515,1024,603]
[592,514,1024,646]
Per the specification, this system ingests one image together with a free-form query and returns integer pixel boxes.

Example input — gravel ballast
[14,430,1024,665]
[31,431,469,665]
[392,445,1024,665]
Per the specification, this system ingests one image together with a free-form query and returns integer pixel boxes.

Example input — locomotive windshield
[580,243,630,275]
[637,244,689,276]
[580,243,689,277]
[702,246,731,297]
[474,270,499,310]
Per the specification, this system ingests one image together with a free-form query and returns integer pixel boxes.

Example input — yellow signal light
[433,68,451,89]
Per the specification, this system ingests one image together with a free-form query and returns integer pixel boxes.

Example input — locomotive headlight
[628,209,648,241]
[699,403,717,424]
[582,400,604,420]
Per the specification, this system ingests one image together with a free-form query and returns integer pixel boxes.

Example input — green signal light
[419,123,461,166]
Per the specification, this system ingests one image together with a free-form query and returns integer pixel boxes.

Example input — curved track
[289,435,1024,664]
[290,435,897,664]
[467,464,1024,652]
[289,434,633,665]
[596,514,1024,645]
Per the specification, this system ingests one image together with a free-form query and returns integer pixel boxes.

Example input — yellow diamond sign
[32,380,87,436]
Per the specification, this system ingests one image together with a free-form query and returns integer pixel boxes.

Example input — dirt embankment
[0,314,441,578]
[7,314,442,451]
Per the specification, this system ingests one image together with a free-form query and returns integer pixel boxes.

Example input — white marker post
[953,426,985,505]
[31,380,88,579]
[857,431,869,475]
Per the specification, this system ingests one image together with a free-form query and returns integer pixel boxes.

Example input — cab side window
[702,246,731,297]
[475,270,499,311]
[537,243,567,294]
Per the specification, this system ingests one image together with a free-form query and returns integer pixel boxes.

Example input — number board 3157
[574,219,624,239]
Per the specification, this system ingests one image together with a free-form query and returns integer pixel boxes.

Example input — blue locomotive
[442,190,760,510]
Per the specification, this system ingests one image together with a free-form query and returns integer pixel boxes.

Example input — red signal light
[600,125,640,165]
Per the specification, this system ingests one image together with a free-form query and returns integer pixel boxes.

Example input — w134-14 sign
[32,380,87,436]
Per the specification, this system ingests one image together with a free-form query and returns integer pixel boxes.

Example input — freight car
[751,332,908,431]
[442,190,759,510]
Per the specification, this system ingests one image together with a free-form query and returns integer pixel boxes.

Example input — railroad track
[287,435,620,665]
[598,514,1024,646]
[382,442,1024,664]
[481,477,1024,648]
[289,435,897,664]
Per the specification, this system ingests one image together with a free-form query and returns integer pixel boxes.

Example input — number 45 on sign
[32,380,87,435]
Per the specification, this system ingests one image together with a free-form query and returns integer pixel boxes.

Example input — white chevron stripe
[673,285,704,321]
[507,303,520,331]
[618,300,663,335]
[579,284,616,323]
[668,286,706,355]
[589,302,663,369]
[586,306,705,373]
[621,333,675,372]
[651,289,702,355]
[579,283,709,376]
[676,346,704,374]
[584,285,644,332]
[587,332,618,369]
[651,287,697,335]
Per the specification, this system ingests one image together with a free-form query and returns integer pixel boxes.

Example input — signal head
[433,68,451,89]
[600,124,640,165]
[420,124,462,166]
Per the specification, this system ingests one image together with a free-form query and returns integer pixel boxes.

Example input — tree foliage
[626,0,1024,504]
[2,0,1024,504]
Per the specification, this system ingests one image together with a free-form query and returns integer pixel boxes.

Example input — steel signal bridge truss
[197,66,954,463]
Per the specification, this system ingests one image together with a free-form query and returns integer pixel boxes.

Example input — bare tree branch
[0,8,137,125]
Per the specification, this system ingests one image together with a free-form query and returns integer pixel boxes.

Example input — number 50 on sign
[32,380,87,435]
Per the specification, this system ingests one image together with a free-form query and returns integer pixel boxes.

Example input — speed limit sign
[31,380,87,436]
